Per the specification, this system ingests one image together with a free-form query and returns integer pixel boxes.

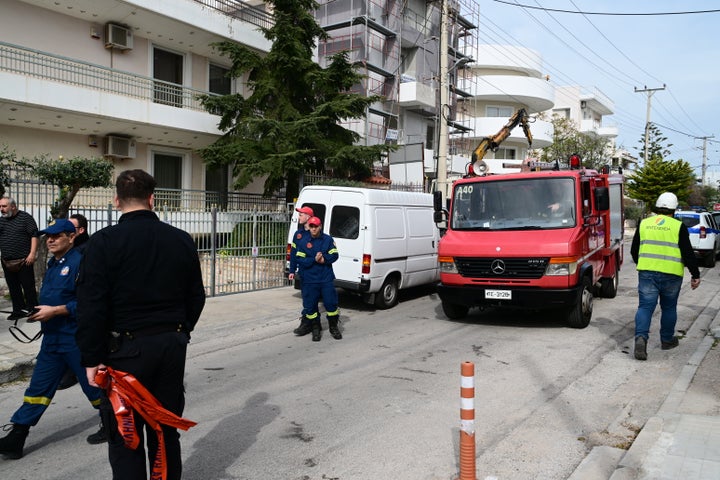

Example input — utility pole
[698,135,715,186]
[634,85,665,163]
[436,0,450,206]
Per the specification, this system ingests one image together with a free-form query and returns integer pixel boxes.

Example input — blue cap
[39,219,76,235]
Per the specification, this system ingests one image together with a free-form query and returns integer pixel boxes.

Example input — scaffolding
[314,0,481,180]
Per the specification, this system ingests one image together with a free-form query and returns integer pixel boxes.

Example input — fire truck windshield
[451,178,576,231]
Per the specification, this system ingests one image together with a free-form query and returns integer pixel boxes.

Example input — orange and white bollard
[459,361,476,480]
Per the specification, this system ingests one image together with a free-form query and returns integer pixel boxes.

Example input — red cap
[296,206,314,216]
[308,216,322,227]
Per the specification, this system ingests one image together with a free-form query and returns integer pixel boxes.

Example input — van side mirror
[433,191,443,212]
[595,187,609,211]
[434,210,445,223]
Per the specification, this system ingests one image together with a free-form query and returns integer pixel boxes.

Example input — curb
[0,355,35,385]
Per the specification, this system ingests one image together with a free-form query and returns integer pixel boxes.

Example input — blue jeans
[634,270,683,343]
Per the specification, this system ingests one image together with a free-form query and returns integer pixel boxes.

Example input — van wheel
[599,263,618,298]
[375,277,399,309]
[442,301,469,320]
[567,275,593,329]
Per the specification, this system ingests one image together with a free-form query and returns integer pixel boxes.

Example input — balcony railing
[0,41,217,112]
[192,0,274,30]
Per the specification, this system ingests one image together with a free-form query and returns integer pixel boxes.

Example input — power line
[568,0,664,85]
[493,1,720,16]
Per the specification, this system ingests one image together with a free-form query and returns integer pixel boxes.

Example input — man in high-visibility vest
[630,192,701,361]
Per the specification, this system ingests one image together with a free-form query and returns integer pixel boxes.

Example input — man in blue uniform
[0,219,102,460]
[295,216,341,341]
[288,205,313,335]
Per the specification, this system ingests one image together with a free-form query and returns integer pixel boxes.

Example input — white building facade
[0,0,272,194]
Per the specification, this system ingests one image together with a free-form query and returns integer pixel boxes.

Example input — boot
[57,367,78,390]
[311,319,322,342]
[0,423,30,459]
[293,316,313,336]
[86,423,108,445]
[328,317,342,340]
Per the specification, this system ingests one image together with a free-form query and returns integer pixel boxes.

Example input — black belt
[115,323,185,340]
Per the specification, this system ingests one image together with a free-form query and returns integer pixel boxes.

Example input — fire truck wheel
[567,276,593,329]
[442,301,469,320]
[599,265,619,299]
[375,277,399,309]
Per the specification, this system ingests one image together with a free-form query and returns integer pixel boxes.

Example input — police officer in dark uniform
[76,169,206,480]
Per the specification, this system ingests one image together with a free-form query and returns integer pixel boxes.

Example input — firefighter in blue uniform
[288,206,313,335]
[295,216,342,341]
[0,219,102,460]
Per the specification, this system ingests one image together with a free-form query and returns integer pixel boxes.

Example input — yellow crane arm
[470,108,533,164]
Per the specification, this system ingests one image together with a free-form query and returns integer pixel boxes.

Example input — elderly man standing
[0,197,39,320]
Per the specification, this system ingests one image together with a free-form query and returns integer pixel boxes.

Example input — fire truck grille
[455,257,549,279]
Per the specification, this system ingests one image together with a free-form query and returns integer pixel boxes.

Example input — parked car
[674,210,720,267]
[711,210,720,229]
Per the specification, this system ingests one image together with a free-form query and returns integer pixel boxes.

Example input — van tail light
[362,254,371,274]
[286,243,292,262]
[700,226,707,239]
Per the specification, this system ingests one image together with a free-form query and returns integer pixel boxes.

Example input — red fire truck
[434,157,624,328]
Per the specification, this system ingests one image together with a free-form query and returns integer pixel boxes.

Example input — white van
[286,186,440,308]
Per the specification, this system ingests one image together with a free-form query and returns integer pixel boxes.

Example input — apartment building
[449,44,555,176]
[0,0,272,195]
[313,0,480,186]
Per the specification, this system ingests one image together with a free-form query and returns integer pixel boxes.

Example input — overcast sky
[475,0,720,175]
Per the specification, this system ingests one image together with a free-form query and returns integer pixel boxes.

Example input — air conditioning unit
[105,23,133,50]
[105,136,136,159]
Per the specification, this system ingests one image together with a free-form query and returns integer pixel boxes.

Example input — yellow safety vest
[637,215,684,276]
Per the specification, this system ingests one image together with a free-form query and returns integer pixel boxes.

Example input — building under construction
[314,0,481,187]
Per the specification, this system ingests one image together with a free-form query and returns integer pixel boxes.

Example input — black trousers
[2,262,38,313]
[101,331,189,480]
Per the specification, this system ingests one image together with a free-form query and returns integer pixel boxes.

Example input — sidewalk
[569,286,720,480]
[1,285,720,479]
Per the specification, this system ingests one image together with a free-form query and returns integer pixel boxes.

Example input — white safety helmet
[655,192,678,210]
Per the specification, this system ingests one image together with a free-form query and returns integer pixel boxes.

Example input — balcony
[398,76,437,109]
[458,75,554,113]
[0,41,222,148]
[580,119,618,138]
[458,116,554,148]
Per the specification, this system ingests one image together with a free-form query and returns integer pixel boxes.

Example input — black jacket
[76,209,206,366]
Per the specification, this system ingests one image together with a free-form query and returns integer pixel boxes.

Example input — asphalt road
[0,237,717,479]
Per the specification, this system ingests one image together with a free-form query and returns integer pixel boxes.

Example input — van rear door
[327,190,364,286]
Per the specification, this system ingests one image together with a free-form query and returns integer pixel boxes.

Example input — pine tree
[627,123,693,212]
[199,0,389,202]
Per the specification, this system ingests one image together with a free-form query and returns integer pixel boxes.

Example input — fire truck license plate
[485,289,511,300]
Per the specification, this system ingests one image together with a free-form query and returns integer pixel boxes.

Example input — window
[329,206,360,239]
[209,64,231,95]
[553,108,570,119]
[153,47,184,107]
[152,151,186,209]
[486,106,514,118]
[426,124,435,150]
[494,148,516,160]
[205,165,229,209]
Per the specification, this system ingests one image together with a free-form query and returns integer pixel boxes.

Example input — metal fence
[4,170,291,297]
[0,41,217,112]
